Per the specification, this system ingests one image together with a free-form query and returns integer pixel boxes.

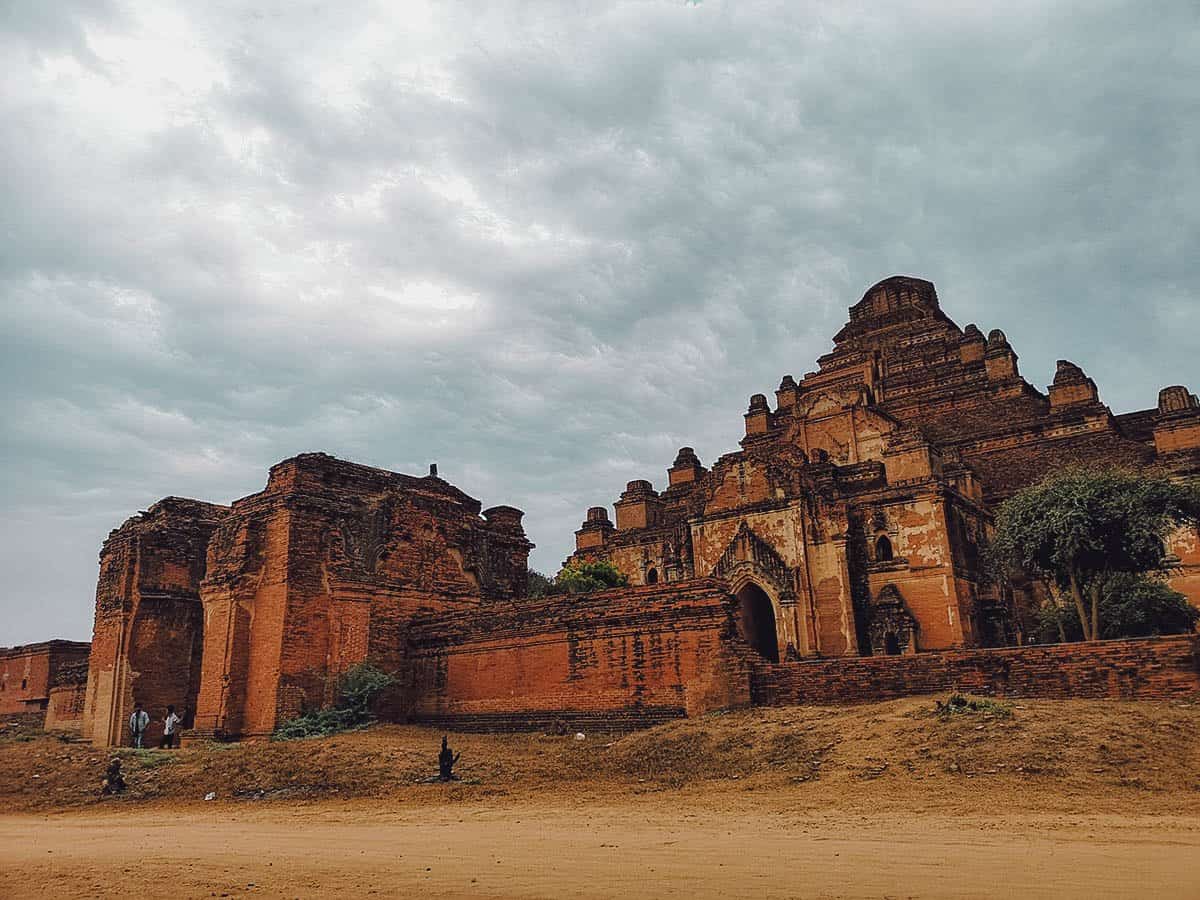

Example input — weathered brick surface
[45,660,90,732]
[568,276,1200,658]
[76,454,531,745]
[398,581,752,728]
[67,277,1199,746]
[752,635,1200,705]
[83,498,224,747]
[0,641,90,718]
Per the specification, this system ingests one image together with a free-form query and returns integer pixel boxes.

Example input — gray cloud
[2,1,1197,643]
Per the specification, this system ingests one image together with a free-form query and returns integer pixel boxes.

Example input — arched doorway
[884,632,901,655]
[645,568,658,584]
[735,583,779,662]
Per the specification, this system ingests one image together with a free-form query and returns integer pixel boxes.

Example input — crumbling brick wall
[752,634,1200,705]
[191,453,533,741]
[45,660,90,732]
[1,641,90,718]
[398,580,752,730]
[83,497,227,747]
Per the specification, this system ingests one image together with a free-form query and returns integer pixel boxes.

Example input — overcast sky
[2,1,1197,645]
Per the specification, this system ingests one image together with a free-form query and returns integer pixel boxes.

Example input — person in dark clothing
[438,735,461,781]
[101,757,126,795]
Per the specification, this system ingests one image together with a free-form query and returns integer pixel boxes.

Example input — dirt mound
[3,695,1198,813]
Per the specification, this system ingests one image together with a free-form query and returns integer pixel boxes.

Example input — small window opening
[646,568,659,584]
[875,534,894,562]
[21,678,28,690]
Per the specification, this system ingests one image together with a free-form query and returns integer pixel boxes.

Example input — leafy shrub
[274,662,396,740]
[552,560,629,595]
[935,693,1012,719]
[525,561,629,598]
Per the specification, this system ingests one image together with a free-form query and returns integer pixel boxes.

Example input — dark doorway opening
[736,583,779,662]
[884,632,901,655]
[646,568,658,584]
[875,534,894,562]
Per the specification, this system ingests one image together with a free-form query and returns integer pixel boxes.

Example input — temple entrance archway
[736,582,779,663]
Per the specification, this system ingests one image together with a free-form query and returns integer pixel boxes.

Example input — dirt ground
[2,696,1199,898]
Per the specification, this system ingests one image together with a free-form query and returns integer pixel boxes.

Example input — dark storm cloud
[2,1,1197,643]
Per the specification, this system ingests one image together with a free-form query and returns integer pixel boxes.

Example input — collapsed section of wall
[398,580,751,731]
[752,635,1200,705]
[45,660,90,732]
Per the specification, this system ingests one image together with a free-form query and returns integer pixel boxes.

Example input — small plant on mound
[274,662,396,740]
[935,693,1012,719]
[122,749,177,768]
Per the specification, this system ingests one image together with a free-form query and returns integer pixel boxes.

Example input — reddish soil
[2,696,1198,898]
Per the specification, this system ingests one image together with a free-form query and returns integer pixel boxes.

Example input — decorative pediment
[795,386,864,420]
[709,522,793,599]
[868,584,918,655]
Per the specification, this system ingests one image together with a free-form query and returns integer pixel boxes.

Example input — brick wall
[190,453,534,741]
[1,641,90,717]
[84,498,223,747]
[752,634,1200,706]
[399,580,752,730]
[45,684,87,731]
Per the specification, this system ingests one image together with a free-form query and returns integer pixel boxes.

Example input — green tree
[1033,573,1199,642]
[553,560,629,595]
[990,467,1200,641]
[526,568,556,598]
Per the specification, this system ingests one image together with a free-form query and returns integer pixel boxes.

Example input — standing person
[160,705,182,749]
[128,702,149,748]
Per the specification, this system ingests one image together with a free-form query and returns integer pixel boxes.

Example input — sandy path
[3,802,1198,899]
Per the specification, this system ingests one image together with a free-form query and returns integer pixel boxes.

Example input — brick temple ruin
[12,276,1198,746]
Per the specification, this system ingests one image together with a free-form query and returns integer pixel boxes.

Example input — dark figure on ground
[160,705,182,749]
[101,757,126,795]
[438,735,461,782]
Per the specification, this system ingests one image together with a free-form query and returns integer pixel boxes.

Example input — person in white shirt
[160,705,183,749]
[128,703,149,748]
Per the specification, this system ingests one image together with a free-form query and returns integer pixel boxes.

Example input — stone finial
[483,505,525,530]
[586,506,611,524]
[776,375,799,410]
[668,446,705,487]
[614,479,661,531]
[1158,385,1198,414]
[1053,360,1087,384]
[672,446,700,468]
[1048,359,1098,409]
[959,323,986,364]
[984,329,1018,381]
[745,393,772,436]
[851,276,939,322]
[575,505,615,550]
[622,479,656,498]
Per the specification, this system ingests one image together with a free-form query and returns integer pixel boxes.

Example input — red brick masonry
[400,589,1198,730]
[752,634,1200,706]
[400,580,752,730]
